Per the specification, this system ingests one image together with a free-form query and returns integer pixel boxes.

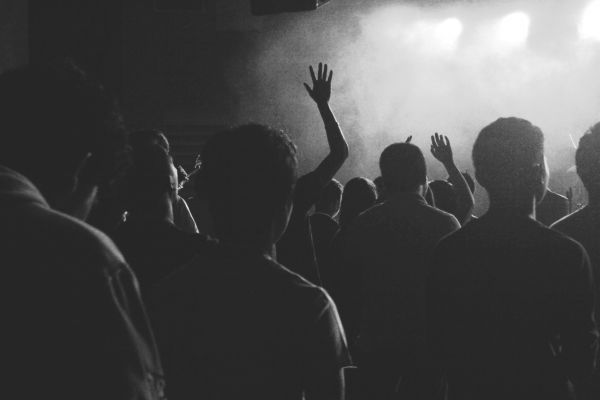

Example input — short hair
[195,124,297,237]
[130,129,170,153]
[429,180,457,216]
[315,179,343,213]
[472,117,544,193]
[127,144,176,205]
[379,143,427,193]
[339,177,377,227]
[576,122,600,192]
[0,60,126,198]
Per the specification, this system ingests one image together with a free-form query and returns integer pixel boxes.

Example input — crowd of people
[1,59,599,400]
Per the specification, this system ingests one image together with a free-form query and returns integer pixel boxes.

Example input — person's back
[428,117,598,400]
[311,179,343,274]
[336,143,459,399]
[0,62,164,399]
[151,123,350,400]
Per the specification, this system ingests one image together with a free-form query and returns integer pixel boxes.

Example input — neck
[488,193,536,218]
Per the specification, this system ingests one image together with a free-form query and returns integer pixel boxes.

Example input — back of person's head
[473,117,546,201]
[130,129,170,153]
[576,122,600,195]
[315,179,343,217]
[127,144,177,214]
[339,177,377,227]
[429,180,457,216]
[0,60,126,206]
[195,124,297,245]
[379,143,427,195]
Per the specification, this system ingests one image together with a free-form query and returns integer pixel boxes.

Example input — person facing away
[113,144,212,297]
[129,129,200,234]
[334,142,460,399]
[427,117,599,400]
[537,187,569,226]
[277,62,349,285]
[311,178,343,270]
[0,61,165,399]
[150,124,351,400]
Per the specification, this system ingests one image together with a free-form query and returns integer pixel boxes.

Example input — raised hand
[405,135,413,143]
[304,62,333,106]
[430,133,454,167]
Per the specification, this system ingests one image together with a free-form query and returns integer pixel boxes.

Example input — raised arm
[304,63,349,187]
[430,133,474,224]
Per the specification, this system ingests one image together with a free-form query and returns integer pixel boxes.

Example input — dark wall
[0,0,28,73]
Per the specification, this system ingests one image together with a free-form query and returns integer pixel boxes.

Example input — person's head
[379,143,427,196]
[0,60,126,220]
[472,117,547,206]
[126,144,178,221]
[429,180,457,216]
[373,176,386,202]
[195,124,297,250]
[576,122,600,200]
[339,177,377,227]
[315,179,343,217]
[130,129,170,153]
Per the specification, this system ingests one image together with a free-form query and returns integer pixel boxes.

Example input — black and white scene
[2,0,600,399]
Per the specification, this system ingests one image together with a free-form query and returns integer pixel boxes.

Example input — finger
[444,135,450,147]
[323,64,328,81]
[406,135,413,143]
[309,65,317,84]
[303,83,313,97]
[328,70,333,83]
[431,135,437,147]
[318,63,323,80]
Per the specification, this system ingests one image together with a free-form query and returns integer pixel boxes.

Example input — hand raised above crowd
[304,62,333,106]
[430,132,454,167]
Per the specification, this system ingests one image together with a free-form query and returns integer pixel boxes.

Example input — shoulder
[551,208,588,234]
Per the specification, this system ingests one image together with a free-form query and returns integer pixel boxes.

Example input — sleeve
[558,243,599,381]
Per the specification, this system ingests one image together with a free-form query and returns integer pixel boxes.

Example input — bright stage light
[496,12,530,46]
[435,18,463,50]
[580,1,600,40]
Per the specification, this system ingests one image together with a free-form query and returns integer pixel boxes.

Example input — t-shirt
[150,244,352,400]
[277,172,325,285]
[334,192,460,357]
[428,212,599,400]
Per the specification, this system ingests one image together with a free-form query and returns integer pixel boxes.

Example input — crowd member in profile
[429,133,475,224]
[537,187,569,226]
[277,62,349,285]
[151,124,351,400]
[553,123,600,397]
[129,129,200,234]
[311,179,343,269]
[427,117,598,400]
[0,62,165,399]
[113,144,212,297]
[334,142,460,399]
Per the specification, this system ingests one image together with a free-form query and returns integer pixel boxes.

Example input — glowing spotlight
[435,18,463,50]
[580,0,600,40]
[497,12,530,46]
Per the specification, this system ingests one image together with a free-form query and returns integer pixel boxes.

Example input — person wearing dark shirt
[553,122,600,398]
[151,124,351,400]
[338,177,378,228]
[0,62,165,399]
[311,179,343,269]
[277,63,349,285]
[334,141,460,400]
[114,144,211,295]
[427,117,599,400]
[537,188,569,226]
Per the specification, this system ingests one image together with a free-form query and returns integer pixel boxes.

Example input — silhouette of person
[311,179,343,270]
[113,144,212,297]
[338,177,378,228]
[335,142,460,399]
[277,62,349,285]
[537,188,569,226]
[427,117,599,400]
[0,61,165,399]
[150,124,351,400]
[129,129,200,234]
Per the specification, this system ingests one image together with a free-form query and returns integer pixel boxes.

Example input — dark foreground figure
[0,63,165,399]
[427,118,599,400]
[151,123,351,400]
